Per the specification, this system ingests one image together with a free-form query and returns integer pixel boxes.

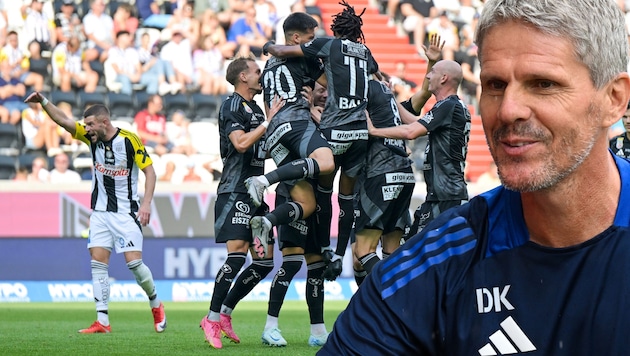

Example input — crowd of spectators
[0,0,324,182]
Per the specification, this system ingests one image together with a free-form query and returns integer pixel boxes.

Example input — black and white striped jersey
[73,122,152,214]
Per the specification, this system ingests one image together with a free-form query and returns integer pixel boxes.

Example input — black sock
[306,261,326,324]
[359,252,381,274]
[266,201,303,226]
[209,252,246,313]
[268,254,303,317]
[354,268,368,286]
[223,258,274,309]
[336,194,355,256]
[265,158,320,185]
[315,185,333,249]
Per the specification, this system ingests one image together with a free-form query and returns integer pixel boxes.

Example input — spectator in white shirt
[50,152,82,184]
[160,30,194,92]
[83,0,114,62]
[107,30,159,95]
[22,0,55,53]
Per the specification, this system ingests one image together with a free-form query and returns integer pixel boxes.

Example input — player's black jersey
[365,79,412,178]
[301,37,378,129]
[403,95,470,201]
[217,93,266,194]
[261,56,323,121]
[321,154,630,356]
[609,134,630,159]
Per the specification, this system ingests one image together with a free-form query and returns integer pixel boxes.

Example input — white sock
[220,305,233,316]
[97,311,109,326]
[208,311,220,322]
[311,323,327,336]
[127,259,160,308]
[264,315,278,330]
[91,260,109,324]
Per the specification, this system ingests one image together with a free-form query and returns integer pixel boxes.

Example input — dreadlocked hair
[330,0,366,43]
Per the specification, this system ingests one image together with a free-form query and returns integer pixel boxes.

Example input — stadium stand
[0,123,22,156]
[0,155,17,179]
[190,93,221,121]
[162,93,190,118]
[107,92,136,121]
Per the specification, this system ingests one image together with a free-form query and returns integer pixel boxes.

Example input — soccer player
[245,12,335,262]
[352,36,444,284]
[261,82,331,348]
[23,93,166,334]
[199,55,284,350]
[609,101,630,158]
[320,0,630,354]
[368,55,470,237]
[263,0,379,280]
[350,75,416,285]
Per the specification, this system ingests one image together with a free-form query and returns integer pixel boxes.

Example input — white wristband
[41,97,49,106]
[261,121,269,129]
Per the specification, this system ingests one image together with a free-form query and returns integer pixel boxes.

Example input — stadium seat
[0,123,22,156]
[108,92,136,121]
[191,93,221,121]
[50,91,81,117]
[0,155,17,179]
[163,93,191,118]
[18,152,46,170]
[111,120,135,133]
[189,121,219,155]
[78,91,107,109]
[134,91,150,113]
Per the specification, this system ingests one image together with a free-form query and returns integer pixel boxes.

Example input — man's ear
[602,72,630,128]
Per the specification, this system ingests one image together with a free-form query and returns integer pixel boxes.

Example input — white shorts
[88,211,144,253]
[403,15,420,33]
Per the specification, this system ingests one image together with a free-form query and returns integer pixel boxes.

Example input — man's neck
[522,147,620,248]
[235,88,254,102]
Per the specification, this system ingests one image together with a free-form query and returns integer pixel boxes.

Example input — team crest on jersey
[114,143,124,152]
[105,148,115,165]
[616,137,624,149]
[242,102,253,114]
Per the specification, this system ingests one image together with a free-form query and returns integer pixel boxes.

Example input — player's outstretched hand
[24,91,45,104]
[267,94,285,120]
[422,34,445,63]
[301,85,313,104]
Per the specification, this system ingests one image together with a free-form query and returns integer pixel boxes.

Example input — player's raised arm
[406,34,445,116]
[263,41,305,58]
[24,91,77,136]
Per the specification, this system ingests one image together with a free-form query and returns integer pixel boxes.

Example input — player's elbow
[234,143,248,154]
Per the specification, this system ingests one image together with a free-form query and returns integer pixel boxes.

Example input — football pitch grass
[0,301,349,356]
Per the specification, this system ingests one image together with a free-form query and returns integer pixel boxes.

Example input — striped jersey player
[24,92,166,335]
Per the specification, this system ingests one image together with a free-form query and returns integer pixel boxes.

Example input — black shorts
[354,167,415,235]
[267,119,330,167]
[275,186,320,254]
[214,192,272,245]
[408,199,467,237]
[321,121,368,178]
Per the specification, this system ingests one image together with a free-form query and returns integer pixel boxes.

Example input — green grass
[0,301,348,356]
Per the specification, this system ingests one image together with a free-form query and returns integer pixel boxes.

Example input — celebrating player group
[202,0,471,350]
